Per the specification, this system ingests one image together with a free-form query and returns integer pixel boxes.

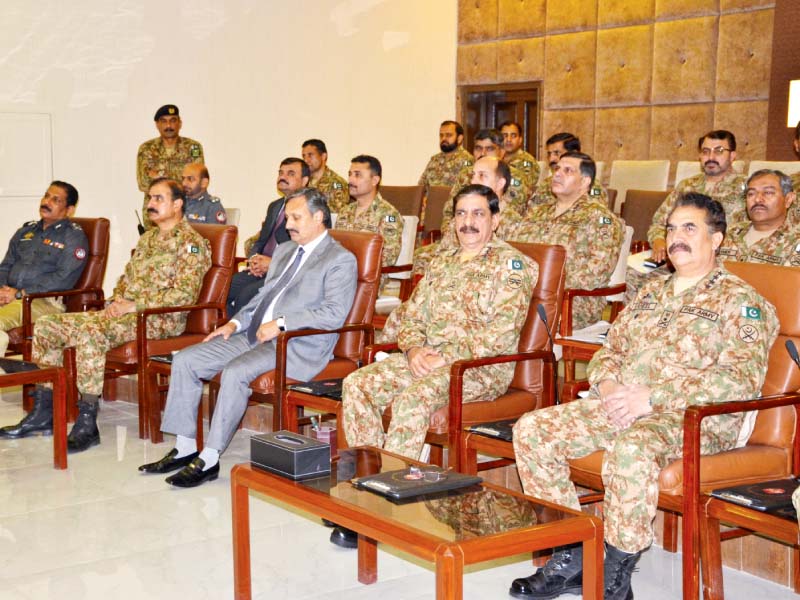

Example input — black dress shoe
[139,448,200,474]
[329,526,358,549]
[165,457,220,488]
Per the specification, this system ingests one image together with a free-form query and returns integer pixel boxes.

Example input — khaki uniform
[440,164,532,236]
[343,238,537,459]
[334,193,403,268]
[136,136,204,227]
[791,172,800,220]
[528,173,608,210]
[515,195,623,329]
[311,166,350,214]
[505,149,540,192]
[513,265,777,553]
[417,146,474,190]
[719,216,800,267]
[32,220,211,395]
[648,172,747,246]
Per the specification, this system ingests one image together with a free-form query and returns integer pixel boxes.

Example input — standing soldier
[181,163,227,224]
[2,179,211,453]
[719,169,800,266]
[335,155,403,270]
[500,120,540,190]
[417,120,474,193]
[136,104,204,227]
[509,193,777,600]
[302,139,350,213]
[516,152,622,330]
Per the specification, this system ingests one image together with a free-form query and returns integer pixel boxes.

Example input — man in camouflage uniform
[417,120,474,192]
[302,139,350,213]
[509,193,777,600]
[342,184,536,460]
[719,169,800,266]
[515,152,623,330]
[136,104,204,227]
[500,120,540,189]
[0,181,88,360]
[227,158,309,314]
[440,128,532,236]
[335,155,403,270]
[528,132,608,209]
[23,178,211,453]
[181,163,227,224]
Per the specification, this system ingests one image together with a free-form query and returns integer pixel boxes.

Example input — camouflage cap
[154,104,180,120]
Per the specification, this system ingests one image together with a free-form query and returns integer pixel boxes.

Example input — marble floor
[0,389,796,600]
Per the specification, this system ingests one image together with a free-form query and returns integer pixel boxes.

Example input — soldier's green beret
[154,104,180,120]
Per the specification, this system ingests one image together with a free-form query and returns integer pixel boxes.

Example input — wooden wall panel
[650,103,715,166]
[596,25,653,106]
[543,31,597,108]
[545,0,598,33]
[540,109,596,156]
[655,0,718,19]
[497,38,545,83]
[457,43,498,85]
[716,10,774,101]
[595,107,651,162]
[458,0,498,43]
[498,0,546,37]
[652,17,718,104]
[598,0,655,27]
[715,100,769,159]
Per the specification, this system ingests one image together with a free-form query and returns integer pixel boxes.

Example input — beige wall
[0,0,457,290]
[457,0,774,181]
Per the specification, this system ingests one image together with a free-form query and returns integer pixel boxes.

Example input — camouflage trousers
[32,311,141,395]
[512,397,737,553]
[342,353,495,460]
[0,297,65,355]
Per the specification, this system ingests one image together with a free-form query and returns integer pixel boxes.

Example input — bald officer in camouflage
[302,139,350,213]
[417,120,474,192]
[137,104,204,227]
[509,193,777,600]
[342,184,536,460]
[24,178,211,454]
[719,169,800,266]
[515,152,623,330]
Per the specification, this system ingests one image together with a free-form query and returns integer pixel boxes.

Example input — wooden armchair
[102,223,237,439]
[367,242,567,472]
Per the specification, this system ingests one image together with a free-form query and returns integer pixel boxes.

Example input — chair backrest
[387,216,419,283]
[225,207,241,226]
[747,160,800,177]
[184,223,238,334]
[595,161,606,187]
[620,189,670,244]
[506,242,567,396]
[606,188,618,213]
[724,261,800,449]
[66,217,110,312]
[329,230,384,361]
[381,185,425,218]
[606,226,634,302]
[422,185,451,234]
[608,160,670,211]
[676,160,747,184]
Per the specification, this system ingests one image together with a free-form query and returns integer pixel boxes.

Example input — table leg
[435,546,463,600]
[52,368,67,470]
[582,534,603,600]
[357,534,378,584]
[231,475,252,599]
[699,509,724,600]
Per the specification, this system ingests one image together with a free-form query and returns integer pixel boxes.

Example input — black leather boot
[0,388,53,438]
[509,545,583,599]
[603,543,641,600]
[67,397,100,453]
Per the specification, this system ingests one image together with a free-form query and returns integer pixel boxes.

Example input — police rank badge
[741,306,761,320]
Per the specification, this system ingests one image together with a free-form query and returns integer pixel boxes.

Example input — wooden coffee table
[231,447,603,599]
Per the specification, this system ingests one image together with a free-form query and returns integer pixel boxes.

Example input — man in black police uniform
[182,163,227,224]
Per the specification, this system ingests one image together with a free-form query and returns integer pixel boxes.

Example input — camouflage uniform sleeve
[647,188,680,245]
[25,226,89,294]
[136,142,152,193]
[133,235,211,310]
[589,211,624,289]
[379,205,404,266]
[396,270,434,351]
[648,290,777,412]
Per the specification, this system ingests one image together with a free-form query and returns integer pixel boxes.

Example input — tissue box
[251,430,331,480]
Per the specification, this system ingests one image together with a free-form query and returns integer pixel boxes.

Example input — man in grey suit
[139,188,358,488]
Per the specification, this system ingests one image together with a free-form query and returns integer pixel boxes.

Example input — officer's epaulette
[70,222,83,230]
[23,220,37,227]
[209,196,221,204]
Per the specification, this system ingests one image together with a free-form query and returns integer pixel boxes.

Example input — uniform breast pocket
[674,313,722,369]
[464,282,496,323]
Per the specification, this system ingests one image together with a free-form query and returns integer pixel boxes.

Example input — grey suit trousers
[161,332,275,452]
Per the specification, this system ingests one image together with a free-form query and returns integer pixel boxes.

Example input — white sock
[175,435,197,458]
[198,447,220,470]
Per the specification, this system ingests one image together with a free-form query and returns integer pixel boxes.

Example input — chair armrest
[20,288,107,347]
[559,284,627,336]
[363,342,400,365]
[380,264,413,275]
[135,302,226,318]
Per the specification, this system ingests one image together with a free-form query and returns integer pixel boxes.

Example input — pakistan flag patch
[508,258,523,270]
[741,306,761,320]
[187,244,199,254]
[599,216,612,225]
